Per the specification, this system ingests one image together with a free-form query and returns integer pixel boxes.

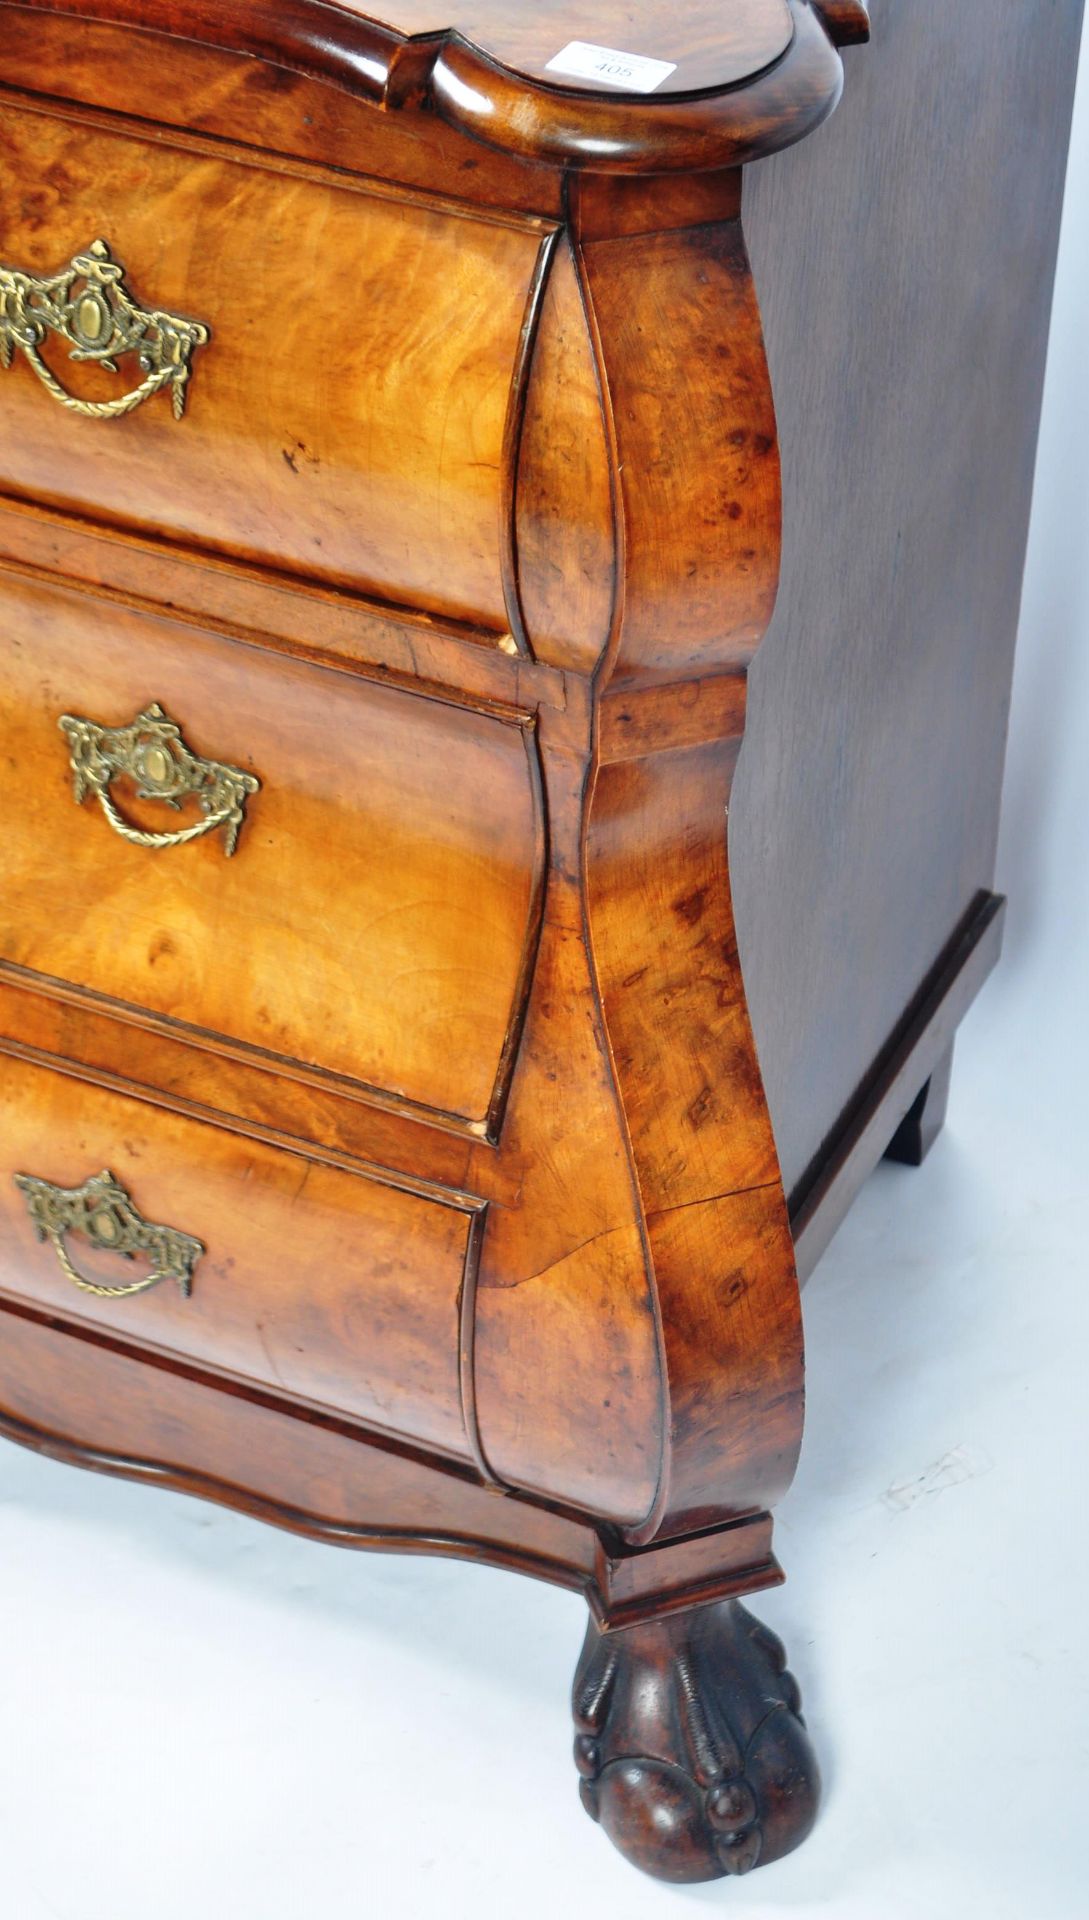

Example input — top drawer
[0,97,547,630]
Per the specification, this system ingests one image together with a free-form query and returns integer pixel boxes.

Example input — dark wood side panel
[791,890,1005,1280]
[735,0,1085,1197]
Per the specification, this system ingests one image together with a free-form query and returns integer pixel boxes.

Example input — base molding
[0,1293,779,1628]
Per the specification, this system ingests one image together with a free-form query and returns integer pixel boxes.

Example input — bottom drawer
[0,1053,476,1461]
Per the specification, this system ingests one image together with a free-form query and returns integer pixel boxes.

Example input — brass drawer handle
[0,238,209,421]
[14,1169,204,1300]
[59,703,260,857]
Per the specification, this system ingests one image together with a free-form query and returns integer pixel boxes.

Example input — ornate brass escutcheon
[59,703,260,856]
[13,1169,204,1300]
[0,238,210,420]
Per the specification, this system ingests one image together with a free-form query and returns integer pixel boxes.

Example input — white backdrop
[1,23,1087,1920]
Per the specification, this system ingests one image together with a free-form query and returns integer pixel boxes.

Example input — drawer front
[0,98,545,628]
[0,1053,477,1457]
[0,571,540,1127]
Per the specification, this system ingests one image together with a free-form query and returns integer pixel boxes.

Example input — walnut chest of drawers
[0,0,1081,1886]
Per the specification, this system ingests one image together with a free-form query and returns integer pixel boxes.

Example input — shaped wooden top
[6,0,869,171]
[327,0,797,97]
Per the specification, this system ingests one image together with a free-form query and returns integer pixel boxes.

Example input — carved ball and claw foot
[573,1598,819,1884]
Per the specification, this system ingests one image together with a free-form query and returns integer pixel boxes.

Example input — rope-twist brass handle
[0,239,209,421]
[59,704,260,857]
[14,1169,204,1301]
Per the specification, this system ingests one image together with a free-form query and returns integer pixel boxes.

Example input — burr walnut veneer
[0,0,1081,1885]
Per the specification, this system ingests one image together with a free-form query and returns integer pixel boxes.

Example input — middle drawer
[0,569,541,1129]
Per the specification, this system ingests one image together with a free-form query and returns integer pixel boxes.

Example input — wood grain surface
[0,14,566,216]
[0,96,546,625]
[342,0,795,94]
[0,0,1075,1882]
[0,569,542,1129]
[0,1294,786,1627]
[1,0,847,173]
[0,1053,479,1456]
[472,202,804,1543]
